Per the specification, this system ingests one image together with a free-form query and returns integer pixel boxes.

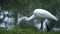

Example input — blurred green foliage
[0,28,60,34]
[0,0,60,33]
[1,0,60,13]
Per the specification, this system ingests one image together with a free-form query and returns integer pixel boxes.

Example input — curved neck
[17,14,35,24]
[26,14,35,21]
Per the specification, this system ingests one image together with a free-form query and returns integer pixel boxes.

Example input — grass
[0,28,60,34]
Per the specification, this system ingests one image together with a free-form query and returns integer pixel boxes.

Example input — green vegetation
[0,28,60,34]
[0,0,60,34]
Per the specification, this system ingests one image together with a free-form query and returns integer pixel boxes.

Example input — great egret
[17,9,58,24]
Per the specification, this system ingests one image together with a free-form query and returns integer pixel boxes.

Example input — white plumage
[17,9,58,31]
[33,9,58,21]
[17,9,58,24]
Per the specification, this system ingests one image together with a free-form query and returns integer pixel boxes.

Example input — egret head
[22,16,28,21]
[17,16,28,25]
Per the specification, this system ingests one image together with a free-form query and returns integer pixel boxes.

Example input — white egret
[17,9,58,24]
